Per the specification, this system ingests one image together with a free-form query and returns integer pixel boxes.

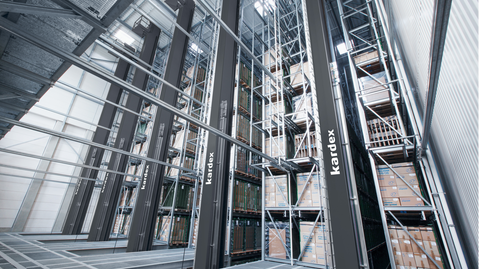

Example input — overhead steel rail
[0,16,298,171]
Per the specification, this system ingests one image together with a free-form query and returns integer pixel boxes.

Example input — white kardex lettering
[141,164,149,190]
[328,129,341,175]
[206,152,215,185]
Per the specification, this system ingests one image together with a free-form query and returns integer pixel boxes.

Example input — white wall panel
[0,43,116,232]
[384,0,478,263]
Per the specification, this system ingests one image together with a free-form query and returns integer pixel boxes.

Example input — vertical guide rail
[303,0,362,268]
[193,0,240,268]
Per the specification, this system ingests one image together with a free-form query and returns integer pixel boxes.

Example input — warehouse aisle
[0,233,193,269]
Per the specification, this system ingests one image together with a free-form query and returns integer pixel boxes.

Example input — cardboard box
[397,228,409,240]
[390,239,401,252]
[383,197,401,206]
[315,243,326,264]
[411,240,424,254]
[396,174,419,186]
[300,222,315,250]
[398,185,420,197]
[380,186,399,198]
[269,229,287,259]
[407,227,423,240]
[430,255,444,269]
[420,227,435,241]
[400,239,414,253]
[378,175,397,187]
[301,244,317,263]
[414,253,429,268]
[400,197,425,206]
[402,252,416,267]
[394,251,404,266]
[424,240,440,256]
[388,226,399,239]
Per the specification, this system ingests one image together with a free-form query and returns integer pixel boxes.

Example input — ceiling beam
[0,1,82,19]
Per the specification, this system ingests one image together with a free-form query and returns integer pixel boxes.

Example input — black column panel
[88,25,161,241]
[62,59,130,235]
[127,0,195,252]
[193,1,239,268]
[305,0,361,268]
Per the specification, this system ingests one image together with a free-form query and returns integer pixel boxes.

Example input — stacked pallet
[233,181,261,213]
[292,92,314,121]
[289,62,310,88]
[251,127,262,149]
[231,219,262,254]
[358,71,389,104]
[238,86,250,113]
[265,135,294,158]
[294,132,318,158]
[367,115,403,147]
[237,115,251,143]
[167,156,195,177]
[353,50,379,66]
[378,162,424,207]
[160,183,194,210]
[265,175,289,208]
[184,65,207,85]
[118,188,132,207]
[158,216,171,242]
[183,85,204,102]
[235,147,248,175]
[265,222,290,259]
[232,219,245,253]
[237,62,252,86]
[299,222,327,265]
[388,225,444,268]
[170,216,190,245]
[252,96,262,120]
[186,130,198,153]
[296,172,324,208]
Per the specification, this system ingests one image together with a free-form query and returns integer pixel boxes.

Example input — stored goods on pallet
[292,93,314,121]
[377,162,424,207]
[186,130,198,153]
[245,183,261,212]
[299,222,327,265]
[154,216,160,238]
[231,219,245,253]
[119,189,132,206]
[367,115,404,147]
[296,172,324,207]
[168,156,195,177]
[172,129,186,149]
[252,126,262,149]
[264,49,277,68]
[158,216,171,241]
[236,62,252,86]
[237,86,251,112]
[123,215,131,235]
[353,50,379,66]
[289,62,310,87]
[358,71,389,104]
[160,183,193,210]
[237,115,251,142]
[112,214,125,234]
[183,85,204,102]
[265,222,290,259]
[132,142,142,155]
[233,180,246,211]
[254,220,261,250]
[184,65,206,85]
[139,140,149,155]
[265,135,293,158]
[245,219,255,251]
[294,132,318,158]
[128,188,138,206]
[388,225,443,268]
[252,96,262,120]
[265,175,289,208]
[171,216,190,244]
[236,147,248,174]
[264,71,281,94]
[265,101,285,127]
[125,165,137,181]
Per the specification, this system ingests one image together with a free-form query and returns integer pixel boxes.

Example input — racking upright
[336,0,465,268]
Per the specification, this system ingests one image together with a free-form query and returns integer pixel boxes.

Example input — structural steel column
[88,25,160,241]
[193,1,239,268]
[63,59,130,235]
[127,0,195,252]
[304,1,361,268]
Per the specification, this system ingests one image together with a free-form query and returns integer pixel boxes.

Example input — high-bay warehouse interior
[0,0,476,268]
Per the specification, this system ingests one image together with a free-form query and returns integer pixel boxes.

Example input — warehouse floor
[0,233,192,269]
[225,260,313,268]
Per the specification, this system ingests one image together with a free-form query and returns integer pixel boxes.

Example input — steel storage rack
[336,0,466,268]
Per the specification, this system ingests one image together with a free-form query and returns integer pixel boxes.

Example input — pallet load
[183,84,204,102]
[192,218,199,247]
[254,220,262,250]
[167,156,195,177]
[367,115,404,147]
[265,222,290,259]
[170,216,190,245]
[265,175,289,208]
[265,134,294,159]
[237,115,251,143]
[252,96,262,121]
[289,62,310,88]
[233,180,246,212]
[292,93,314,121]
[358,71,389,104]
[296,172,324,208]
[184,65,206,85]
[235,146,248,176]
[244,219,255,251]
[377,162,424,207]
[237,86,251,113]
[353,50,379,66]
[231,219,245,253]
[299,222,327,265]
[388,225,444,268]
[158,216,171,242]
[294,132,318,158]
[119,189,132,207]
